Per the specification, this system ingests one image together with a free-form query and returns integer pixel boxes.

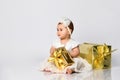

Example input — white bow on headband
[58,17,72,35]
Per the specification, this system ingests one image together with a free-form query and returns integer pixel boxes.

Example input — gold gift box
[48,47,74,70]
[79,43,111,69]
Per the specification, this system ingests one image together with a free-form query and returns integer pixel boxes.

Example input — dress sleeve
[71,40,80,49]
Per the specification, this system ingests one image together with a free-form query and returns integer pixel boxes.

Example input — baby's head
[57,17,74,39]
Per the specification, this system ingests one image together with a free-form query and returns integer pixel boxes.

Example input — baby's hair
[68,21,74,34]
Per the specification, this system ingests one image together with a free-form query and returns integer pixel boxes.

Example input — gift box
[48,47,74,70]
[79,43,112,69]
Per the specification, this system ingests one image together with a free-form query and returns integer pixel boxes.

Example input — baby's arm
[50,46,56,56]
[70,46,80,58]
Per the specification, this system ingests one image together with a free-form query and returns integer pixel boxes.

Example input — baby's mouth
[58,34,61,37]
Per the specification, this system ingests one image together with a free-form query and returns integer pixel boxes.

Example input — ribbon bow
[93,44,112,69]
[48,48,68,70]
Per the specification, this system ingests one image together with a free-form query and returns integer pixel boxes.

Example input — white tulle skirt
[40,57,92,73]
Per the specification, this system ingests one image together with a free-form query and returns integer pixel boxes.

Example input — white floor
[0,60,120,80]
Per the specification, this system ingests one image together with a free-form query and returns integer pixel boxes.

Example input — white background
[0,0,120,80]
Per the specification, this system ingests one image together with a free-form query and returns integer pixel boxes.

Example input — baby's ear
[70,29,72,34]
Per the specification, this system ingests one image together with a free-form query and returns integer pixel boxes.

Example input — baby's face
[57,23,70,39]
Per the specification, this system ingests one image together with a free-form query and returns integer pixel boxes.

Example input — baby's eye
[60,29,62,31]
[57,28,59,31]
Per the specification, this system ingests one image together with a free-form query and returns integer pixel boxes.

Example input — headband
[58,17,72,35]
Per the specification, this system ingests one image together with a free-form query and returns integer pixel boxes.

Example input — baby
[40,17,92,74]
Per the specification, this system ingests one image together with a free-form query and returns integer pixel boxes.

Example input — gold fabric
[48,47,74,70]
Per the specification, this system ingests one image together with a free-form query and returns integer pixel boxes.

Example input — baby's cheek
[63,32,68,36]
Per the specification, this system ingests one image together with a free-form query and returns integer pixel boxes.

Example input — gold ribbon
[48,48,67,70]
[93,44,111,69]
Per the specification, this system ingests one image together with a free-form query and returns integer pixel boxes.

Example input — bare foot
[43,69,51,72]
[66,68,73,74]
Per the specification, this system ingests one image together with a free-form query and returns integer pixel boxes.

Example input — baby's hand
[70,47,80,58]
[50,46,56,56]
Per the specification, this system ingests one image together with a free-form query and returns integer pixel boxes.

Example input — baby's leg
[66,68,74,74]
[66,58,84,74]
